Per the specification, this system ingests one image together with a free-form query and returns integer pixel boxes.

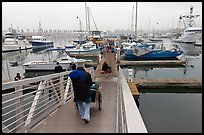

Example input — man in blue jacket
[68,60,93,123]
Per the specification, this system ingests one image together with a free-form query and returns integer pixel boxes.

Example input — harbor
[2,2,202,133]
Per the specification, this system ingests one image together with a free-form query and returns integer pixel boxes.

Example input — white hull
[2,43,32,52]
[22,56,91,71]
[66,47,100,56]
[23,61,72,71]
[172,27,202,44]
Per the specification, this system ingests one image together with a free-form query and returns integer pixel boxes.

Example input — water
[2,36,202,133]
[121,39,202,133]
[139,93,202,133]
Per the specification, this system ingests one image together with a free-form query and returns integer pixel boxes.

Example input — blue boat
[122,46,183,60]
[31,36,54,52]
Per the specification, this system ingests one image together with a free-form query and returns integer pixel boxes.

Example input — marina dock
[2,53,201,133]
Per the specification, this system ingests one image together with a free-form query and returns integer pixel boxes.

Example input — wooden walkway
[30,53,119,133]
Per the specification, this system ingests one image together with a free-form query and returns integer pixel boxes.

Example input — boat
[2,32,32,53]
[64,42,77,49]
[172,6,202,45]
[31,35,54,52]
[65,41,100,57]
[172,42,202,57]
[90,31,104,45]
[65,10,100,57]
[149,38,163,43]
[121,45,183,60]
[22,55,91,72]
[172,27,202,45]
[121,41,155,54]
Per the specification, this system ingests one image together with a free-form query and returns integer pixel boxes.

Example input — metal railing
[2,67,147,133]
[2,71,73,133]
[116,67,148,133]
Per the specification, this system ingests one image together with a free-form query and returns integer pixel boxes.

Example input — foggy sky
[2,2,202,32]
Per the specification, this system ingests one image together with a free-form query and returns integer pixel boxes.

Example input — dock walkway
[30,53,118,133]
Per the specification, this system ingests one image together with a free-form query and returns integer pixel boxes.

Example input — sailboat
[65,3,100,57]
[122,2,183,61]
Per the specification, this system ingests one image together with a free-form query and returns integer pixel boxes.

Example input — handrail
[117,67,148,133]
[2,71,73,133]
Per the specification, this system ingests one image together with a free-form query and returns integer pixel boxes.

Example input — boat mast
[87,7,91,40]
[85,2,88,40]
[134,2,138,41]
[131,5,134,38]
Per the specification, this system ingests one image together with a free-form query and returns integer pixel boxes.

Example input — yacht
[2,32,32,53]
[172,6,202,45]
[22,55,91,72]
[172,27,202,45]
[31,35,54,52]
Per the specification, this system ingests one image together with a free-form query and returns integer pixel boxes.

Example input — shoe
[84,119,89,124]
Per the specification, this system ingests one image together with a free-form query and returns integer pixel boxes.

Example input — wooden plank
[131,78,202,88]
[128,83,140,96]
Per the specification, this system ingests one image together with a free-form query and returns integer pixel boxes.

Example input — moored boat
[65,41,100,56]
[122,45,183,61]
[22,55,91,72]
[2,32,32,53]
[31,35,54,52]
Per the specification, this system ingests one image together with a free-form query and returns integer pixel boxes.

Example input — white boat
[31,35,54,52]
[172,27,202,45]
[2,32,32,53]
[65,41,100,56]
[172,6,202,45]
[22,55,91,71]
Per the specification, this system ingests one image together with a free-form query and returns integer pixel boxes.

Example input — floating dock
[118,59,186,66]
[128,78,202,94]
[87,59,186,68]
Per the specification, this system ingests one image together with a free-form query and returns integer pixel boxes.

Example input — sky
[2,2,202,32]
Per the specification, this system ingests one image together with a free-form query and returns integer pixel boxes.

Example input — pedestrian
[54,62,63,73]
[68,60,93,123]
[70,62,76,70]
[14,73,23,81]
[101,60,111,78]
[51,62,63,100]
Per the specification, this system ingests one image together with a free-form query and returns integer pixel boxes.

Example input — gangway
[2,53,147,133]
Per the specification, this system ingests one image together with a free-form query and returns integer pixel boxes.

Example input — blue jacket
[69,68,93,102]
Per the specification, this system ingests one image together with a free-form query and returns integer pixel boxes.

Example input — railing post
[15,85,24,131]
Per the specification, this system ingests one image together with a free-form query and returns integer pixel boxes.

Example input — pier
[2,53,147,133]
[2,53,201,133]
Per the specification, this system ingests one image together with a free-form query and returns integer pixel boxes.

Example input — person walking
[101,60,111,78]
[68,60,93,123]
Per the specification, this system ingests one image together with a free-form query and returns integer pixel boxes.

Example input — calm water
[2,36,202,133]
[121,39,202,133]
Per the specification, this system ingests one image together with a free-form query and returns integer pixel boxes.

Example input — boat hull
[32,41,54,52]
[65,48,100,56]
[2,43,32,53]
[23,62,71,71]
[123,50,183,60]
